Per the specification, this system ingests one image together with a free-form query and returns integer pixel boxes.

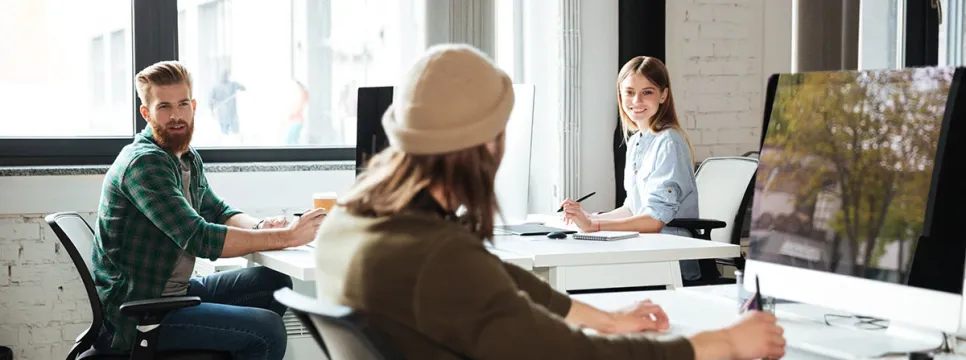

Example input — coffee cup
[312,192,338,211]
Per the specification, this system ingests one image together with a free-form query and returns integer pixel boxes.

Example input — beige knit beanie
[382,43,515,155]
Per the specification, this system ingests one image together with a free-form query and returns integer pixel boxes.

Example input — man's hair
[135,61,194,105]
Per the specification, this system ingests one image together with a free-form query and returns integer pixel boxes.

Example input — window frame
[905,0,942,67]
[0,0,354,166]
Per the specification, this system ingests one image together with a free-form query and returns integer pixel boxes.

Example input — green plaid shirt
[93,127,242,350]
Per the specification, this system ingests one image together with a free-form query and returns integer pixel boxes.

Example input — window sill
[0,161,355,177]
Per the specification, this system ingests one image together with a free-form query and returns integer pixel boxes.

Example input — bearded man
[91,61,325,359]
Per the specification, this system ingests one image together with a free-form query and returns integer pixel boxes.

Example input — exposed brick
[9,264,46,285]
[0,217,24,224]
[61,323,88,342]
[682,39,715,57]
[0,223,40,241]
[695,94,752,113]
[712,40,757,57]
[18,343,53,360]
[27,326,61,345]
[701,23,750,39]
[20,240,56,264]
[669,0,765,160]
[0,241,19,264]
[716,127,761,145]
[0,325,18,347]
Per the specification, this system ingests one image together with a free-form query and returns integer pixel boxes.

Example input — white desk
[491,233,740,291]
[245,244,534,282]
[573,285,944,360]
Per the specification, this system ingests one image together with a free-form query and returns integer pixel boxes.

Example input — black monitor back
[356,86,394,176]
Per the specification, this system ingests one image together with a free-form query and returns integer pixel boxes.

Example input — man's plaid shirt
[93,127,242,349]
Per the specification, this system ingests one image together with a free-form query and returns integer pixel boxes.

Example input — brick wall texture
[668,0,765,160]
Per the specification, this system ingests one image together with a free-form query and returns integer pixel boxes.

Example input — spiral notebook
[571,231,640,241]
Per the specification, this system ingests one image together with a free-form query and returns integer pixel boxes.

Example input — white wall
[521,0,562,213]
[0,169,355,359]
[579,0,620,213]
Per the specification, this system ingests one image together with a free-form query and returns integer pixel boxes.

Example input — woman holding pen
[561,56,702,282]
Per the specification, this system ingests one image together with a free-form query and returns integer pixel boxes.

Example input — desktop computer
[744,66,966,351]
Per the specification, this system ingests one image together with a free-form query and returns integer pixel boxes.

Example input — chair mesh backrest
[308,315,385,360]
[275,288,404,360]
[44,212,104,353]
[49,214,97,276]
[695,157,759,244]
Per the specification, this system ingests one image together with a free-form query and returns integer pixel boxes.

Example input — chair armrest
[667,218,726,230]
[120,296,201,317]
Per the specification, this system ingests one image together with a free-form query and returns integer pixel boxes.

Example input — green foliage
[761,68,951,275]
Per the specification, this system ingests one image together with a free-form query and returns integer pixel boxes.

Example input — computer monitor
[744,67,966,333]
[355,84,536,225]
[355,86,393,176]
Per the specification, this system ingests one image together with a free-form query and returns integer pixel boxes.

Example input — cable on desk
[822,313,889,330]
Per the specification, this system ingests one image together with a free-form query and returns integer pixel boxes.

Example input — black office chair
[273,288,405,360]
[667,153,759,286]
[45,212,231,360]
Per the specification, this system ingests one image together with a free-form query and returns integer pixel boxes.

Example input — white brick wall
[668,0,767,160]
[0,214,94,360]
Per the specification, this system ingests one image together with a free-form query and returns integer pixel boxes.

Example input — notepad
[571,231,640,241]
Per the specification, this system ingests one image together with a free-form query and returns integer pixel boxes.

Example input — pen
[754,275,763,311]
[557,192,597,212]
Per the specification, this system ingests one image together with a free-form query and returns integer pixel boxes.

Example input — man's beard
[151,119,194,154]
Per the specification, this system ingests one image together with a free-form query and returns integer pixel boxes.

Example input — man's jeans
[96,266,293,360]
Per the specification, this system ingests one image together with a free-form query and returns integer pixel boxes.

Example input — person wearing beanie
[313,44,785,360]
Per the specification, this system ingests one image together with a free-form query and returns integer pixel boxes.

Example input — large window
[176,0,418,149]
[0,0,133,138]
[0,0,422,165]
[859,0,903,70]
[940,0,965,66]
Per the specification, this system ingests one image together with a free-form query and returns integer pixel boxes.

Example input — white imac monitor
[494,84,535,225]
[744,67,966,333]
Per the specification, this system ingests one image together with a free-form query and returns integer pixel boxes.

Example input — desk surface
[573,285,942,360]
[490,233,740,267]
[247,244,534,281]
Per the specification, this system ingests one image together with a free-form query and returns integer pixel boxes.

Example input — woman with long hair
[314,45,784,360]
[561,56,704,282]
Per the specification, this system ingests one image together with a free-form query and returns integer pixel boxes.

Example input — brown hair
[135,61,194,105]
[617,56,695,161]
[339,133,505,240]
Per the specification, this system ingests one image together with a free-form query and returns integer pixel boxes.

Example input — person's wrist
[598,311,619,333]
[253,219,265,230]
[689,330,733,360]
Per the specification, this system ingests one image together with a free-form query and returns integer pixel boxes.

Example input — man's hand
[259,215,289,229]
[284,208,326,248]
[603,300,670,333]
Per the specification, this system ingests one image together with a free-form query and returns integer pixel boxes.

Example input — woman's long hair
[617,56,696,161]
[339,133,505,240]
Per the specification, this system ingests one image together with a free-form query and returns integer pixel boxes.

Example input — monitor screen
[749,67,955,286]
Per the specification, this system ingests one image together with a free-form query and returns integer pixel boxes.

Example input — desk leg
[534,267,567,292]
[666,261,684,290]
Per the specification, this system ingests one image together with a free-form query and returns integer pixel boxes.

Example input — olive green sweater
[314,195,695,359]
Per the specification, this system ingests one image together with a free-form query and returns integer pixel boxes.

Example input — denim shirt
[624,129,702,280]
